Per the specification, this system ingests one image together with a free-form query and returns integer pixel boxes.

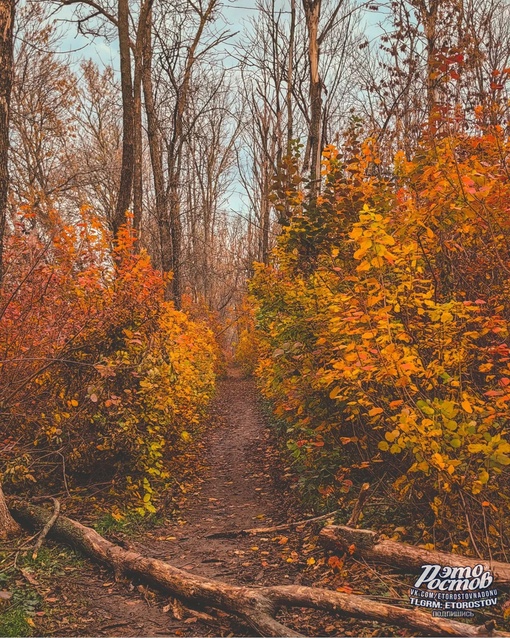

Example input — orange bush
[0,208,216,513]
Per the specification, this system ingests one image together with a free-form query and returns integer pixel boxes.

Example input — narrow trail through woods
[54,370,303,637]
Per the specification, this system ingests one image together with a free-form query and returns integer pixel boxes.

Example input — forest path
[51,369,308,637]
[139,368,293,576]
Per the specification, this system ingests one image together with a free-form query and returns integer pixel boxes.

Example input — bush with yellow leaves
[252,124,510,549]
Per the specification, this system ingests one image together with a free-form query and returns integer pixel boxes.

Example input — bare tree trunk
[0,0,14,282]
[132,0,153,234]
[0,484,19,539]
[286,0,296,155]
[303,0,322,200]
[260,172,270,265]
[415,0,440,126]
[141,5,169,273]
[132,61,143,234]
[0,0,40,540]
[164,0,218,308]
[112,0,134,237]
[167,171,182,306]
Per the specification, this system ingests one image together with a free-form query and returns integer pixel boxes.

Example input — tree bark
[9,500,507,637]
[302,0,322,200]
[0,0,40,541]
[132,0,153,235]
[164,0,218,308]
[0,484,20,539]
[286,0,296,156]
[0,0,14,282]
[112,0,134,238]
[132,54,143,234]
[320,525,510,588]
[141,4,169,272]
[413,0,440,127]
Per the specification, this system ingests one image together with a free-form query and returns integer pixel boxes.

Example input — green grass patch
[93,509,165,536]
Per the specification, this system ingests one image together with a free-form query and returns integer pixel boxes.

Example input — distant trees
[237,0,362,264]
[146,0,228,306]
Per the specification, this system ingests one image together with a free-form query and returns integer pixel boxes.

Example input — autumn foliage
[0,208,216,514]
[250,119,510,549]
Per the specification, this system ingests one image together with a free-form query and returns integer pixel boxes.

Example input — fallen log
[320,525,510,588]
[9,500,508,637]
[10,500,294,637]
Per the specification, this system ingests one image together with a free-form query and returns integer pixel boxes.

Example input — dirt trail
[50,370,302,637]
[143,369,292,576]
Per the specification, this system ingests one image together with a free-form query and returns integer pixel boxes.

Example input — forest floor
[3,370,435,637]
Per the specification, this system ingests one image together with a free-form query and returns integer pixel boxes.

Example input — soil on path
[42,370,312,637]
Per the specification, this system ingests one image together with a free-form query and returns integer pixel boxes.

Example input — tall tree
[59,0,152,236]
[0,0,20,538]
[0,0,14,281]
[112,0,135,236]
[301,0,353,196]
[302,0,322,197]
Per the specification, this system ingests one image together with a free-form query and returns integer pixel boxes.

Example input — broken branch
[31,496,60,559]
[205,510,341,539]
[320,525,510,589]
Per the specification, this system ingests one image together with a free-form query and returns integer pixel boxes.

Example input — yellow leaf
[368,407,383,416]
[356,260,371,272]
[432,453,445,468]
[349,227,363,240]
[329,386,341,399]
[461,400,473,414]
[479,469,489,484]
[359,238,373,250]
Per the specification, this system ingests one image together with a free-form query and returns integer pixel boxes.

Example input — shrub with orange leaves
[252,124,510,549]
[0,207,216,514]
